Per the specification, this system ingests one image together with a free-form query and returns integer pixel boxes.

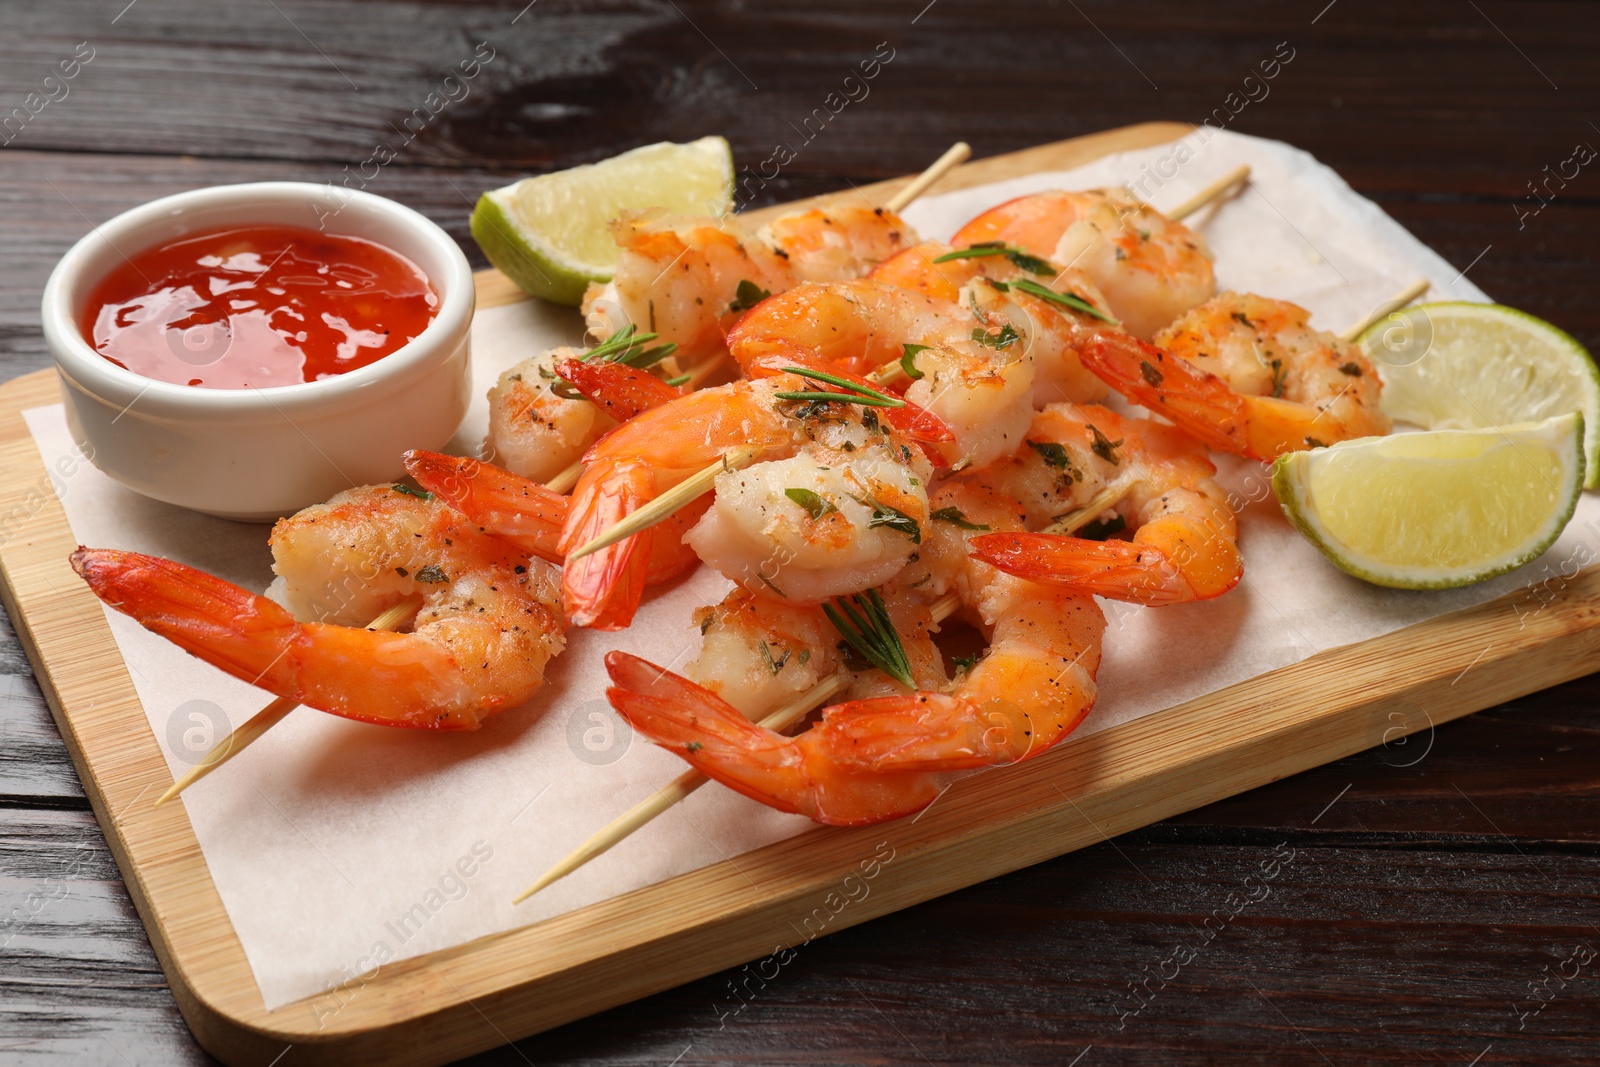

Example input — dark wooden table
[4,2,1599,1063]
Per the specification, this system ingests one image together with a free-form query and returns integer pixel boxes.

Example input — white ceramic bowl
[41,182,474,522]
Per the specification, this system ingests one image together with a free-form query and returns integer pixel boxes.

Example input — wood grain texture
[4,1,1600,1064]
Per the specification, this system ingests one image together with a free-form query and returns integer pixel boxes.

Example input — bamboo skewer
[515,591,961,901]
[884,142,971,213]
[566,446,762,562]
[1166,164,1251,222]
[1338,278,1432,342]
[154,593,424,807]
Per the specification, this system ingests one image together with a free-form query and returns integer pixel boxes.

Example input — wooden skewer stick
[1338,278,1432,343]
[1042,483,1134,536]
[566,446,762,562]
[516,591,962,902]
[1166,164,1251,222]
[885,142,971,214]
[154,593,424,808]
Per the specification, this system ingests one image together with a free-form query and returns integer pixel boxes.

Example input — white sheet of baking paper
[24,128,1598,1013]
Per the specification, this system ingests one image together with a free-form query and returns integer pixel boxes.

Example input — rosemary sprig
[823,588,914,687]
[930,506,989,531]
[933,241,1055,276]
[1005,278,1118,324]
[776,366,906,407]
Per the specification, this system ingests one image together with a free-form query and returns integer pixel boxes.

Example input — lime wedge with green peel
[1361,302,1600,487]
[471,136,735,306]
[1272,413,1585,589]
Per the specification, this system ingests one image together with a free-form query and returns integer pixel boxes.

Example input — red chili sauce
[82,224,438,388]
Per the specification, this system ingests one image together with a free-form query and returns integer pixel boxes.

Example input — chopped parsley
[901,343,929,380]
[784,487,838,521]
[727,279,771,313]
[971,322,1021,351]
[391,483,433,500]
[1139,360,1164,387]
[415,564,449,583]
[1087,424,1123,464]
[931,506,990,531]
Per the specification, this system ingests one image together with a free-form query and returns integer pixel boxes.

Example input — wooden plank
[4,0,1598,197]
[5,124,1600,1066]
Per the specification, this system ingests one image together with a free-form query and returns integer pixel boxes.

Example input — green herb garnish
[971,323,1021,351]
[950,653,979,673]
[391,484,433,500]
[756,573,788,599]
[1027,440,1073,469]
[931,506,989,531]
[933,242,1054,276]
[727,279,771,313]
[824,589,915,687]
[774,366,906,409]
[1087,424,1123,465]
[758,640,791,675]
[686,741,703,753]
[1077,514,1127,541]
[1139,360,1164,387]
[852,495,922,543]
[415,564,449,583]
[1268,357,1287,399]
[784,487,838,521]
[1006,278,1118,324]
[901,343,928,380]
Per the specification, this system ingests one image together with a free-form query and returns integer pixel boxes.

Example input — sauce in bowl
[81,223,438,388]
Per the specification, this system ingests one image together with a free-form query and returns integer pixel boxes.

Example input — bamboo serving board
[6,121,1600,1066]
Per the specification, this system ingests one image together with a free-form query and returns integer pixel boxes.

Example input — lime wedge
[1361,302,1600,487]
[471,136,734,305]
[1271,414,1585,589]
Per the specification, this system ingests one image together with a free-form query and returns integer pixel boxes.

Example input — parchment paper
[25,129,1598,1014]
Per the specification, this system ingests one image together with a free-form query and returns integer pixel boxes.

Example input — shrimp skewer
[605,482,1105,826]
[1081,291,1392,461]
[962,405,1240,606]
[726,278,1039,472]
[582,144,970,366]
[560,373,938,628]
[951,187,1217,341]
[74,485,567,731]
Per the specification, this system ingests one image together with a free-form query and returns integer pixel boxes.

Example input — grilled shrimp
[964,405,1241,606]
[685,586,945,721]
[1081,291,1391,461]
[726,278,1037,471]
[604,484,1104,826]
[484,345,618,484]
[951,188,1215,340]
[560,374,934,629]
[72,485,565,730]
[582,198,917,366]
[870,240,1114,405]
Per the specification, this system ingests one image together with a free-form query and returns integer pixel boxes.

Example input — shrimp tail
[605,652,951,825]
[1080,334,1252,456]
[72,546,303,685]
[604,652,814,815]
[402,450,566,563]
[70,547,488,729]
[555,357,683,422]
[969,530,1241,606]
[560,461,652,630]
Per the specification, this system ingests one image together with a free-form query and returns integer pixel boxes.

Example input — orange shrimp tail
[1079,334,1254,458]
[605,652,950,825]
[969,532,1239,606]
[560,462,652,630]
[555,357,682,422]
[604,652,816,816]
[72,546,303,686]
[403,450,566,563]
[642,496,709,585]
[71,547,492,730]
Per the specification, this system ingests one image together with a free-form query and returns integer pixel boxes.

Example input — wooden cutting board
[4,120,1598,1067]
